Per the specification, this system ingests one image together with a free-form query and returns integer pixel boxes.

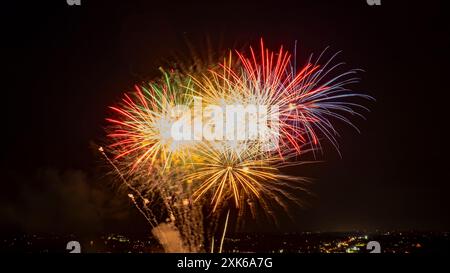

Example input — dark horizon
[1,0,449,237]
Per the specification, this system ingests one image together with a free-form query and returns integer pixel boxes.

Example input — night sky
[1,0,448,235]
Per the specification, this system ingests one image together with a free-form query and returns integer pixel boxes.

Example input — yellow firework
[187,141,300,212]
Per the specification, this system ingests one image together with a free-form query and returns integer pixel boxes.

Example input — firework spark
[191,39,372,157]
[102,38,372,252]
[106,69,197,175]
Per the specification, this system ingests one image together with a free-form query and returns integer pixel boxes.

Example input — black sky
[1,0,449,235]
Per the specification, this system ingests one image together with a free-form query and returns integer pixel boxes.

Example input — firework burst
[106,69,198,175]
[102,38,372,252]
